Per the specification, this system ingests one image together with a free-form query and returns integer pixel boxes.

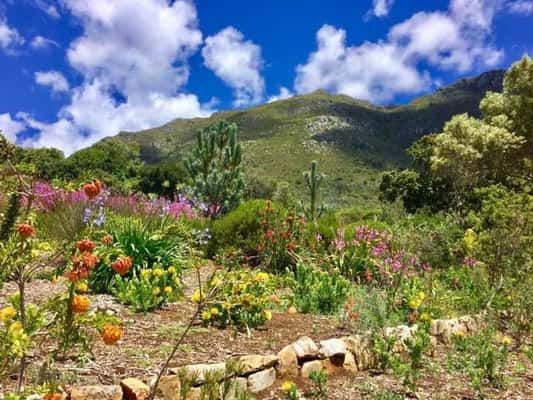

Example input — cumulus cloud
[34,0,61,19]
[202,27,265,106]
[295,0,504,103]
[370,0,395,18]
[35,71,70,93]
[30,35,59,49]
[268,87,293,103]
[0,113,25,143]
[0,16,24,52]
[21,0,213,155]
[507,0,533,14]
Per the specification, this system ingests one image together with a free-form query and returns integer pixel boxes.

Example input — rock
[247,368,276,393]
[69,385,122,400]
[292,336,319,360]
[121,378,150,400]
[301,360,323,378]
[319,338,346,358]
[155,376,181,400]
[341,335,378,370]
[322,356,345,375]
[343,351,358,372]
[181,362,227,384]
[431,318,465,343]
[234,355,278,375]
[278,345,299,377]
[225,377,248,400]
[385,325,417,354]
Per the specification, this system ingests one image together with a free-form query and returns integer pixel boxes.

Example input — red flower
[112,256,132,275]
[256,243,265,252]
[82,252,99,269]
[408,313,417,324]
[287,241,296,252]
[77,239,96,253]
[264,229,275,239]
[17,223,36,239]
[102,234,113,245]
[66,267,89,282]
[101,324,122,345]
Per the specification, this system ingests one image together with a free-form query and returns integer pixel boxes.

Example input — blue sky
[0,0,532,154]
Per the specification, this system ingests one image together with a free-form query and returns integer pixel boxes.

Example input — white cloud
[295,0,504,103]
[268,87,293,103]
[202,26,265,106]
[0,16,24,52]
[507,0,533,14]
[21,0,213,155]
[35,71,70,93]
[0,113,25,143]
[34,0,61,19]
[30,35,59,49]
[371,0,395,18]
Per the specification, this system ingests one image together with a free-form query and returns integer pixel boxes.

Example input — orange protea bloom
[102,234,113,245]
[112,256,132,275]
[65,267,89,282]
[101,323,122,345]
[82,181,102,199]
[17,223,36,239]
[72,295,90,313]
[44,393,63,400]
[77,239,96,253]
[81,252,99,269]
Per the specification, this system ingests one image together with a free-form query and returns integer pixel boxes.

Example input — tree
[184,120,245,217]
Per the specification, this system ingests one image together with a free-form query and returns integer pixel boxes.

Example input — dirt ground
[1,265,532,399]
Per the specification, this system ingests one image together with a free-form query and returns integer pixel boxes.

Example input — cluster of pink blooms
[27,181,196,219]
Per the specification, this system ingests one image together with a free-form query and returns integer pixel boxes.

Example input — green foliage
[16,147,65,181]
[272,181,295,208]
[185,120,245,217]
[300,161,326,223]
[89,216,187,293]
[308,369,329,399]
[111,267,182,312]
[344,286,397,332]
[291,262,350,315]
[207,199,269,258]
[199,268,276,332]
[137,162,188,197]
[448,328,511,397]
[0,192,20,242]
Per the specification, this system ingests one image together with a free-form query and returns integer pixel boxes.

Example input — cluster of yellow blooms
[409,291,426,310]
[0,306,29,357]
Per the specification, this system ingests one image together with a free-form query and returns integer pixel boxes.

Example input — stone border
[17,315,481,400]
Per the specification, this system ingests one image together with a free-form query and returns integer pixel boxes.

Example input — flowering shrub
[112,266,183,312]
[196,269,276,332]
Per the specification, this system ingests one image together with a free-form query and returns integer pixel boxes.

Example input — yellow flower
[0,306,17,322]
[222,302,231,310]
[39,242,52,251]
[31,249,40,258]
[264,310,272,321]
[76,282,88,293]
[164,286,173,295]
[420,312,430,321]
[201,311,211,320]
[501,336,512,346]
[281,381,295,393]
[211,277,221,287]
[464,229,477,251]
[51,275,60,284]
[152,287,161,296]
[455,330,466,338]
[191,289,205,303]
[256,272,269,282]
[409,299,420,310]
[153,268,164,277]
[8,321,24,335]
[168,266,177,274]
[141,269,152,278]
[210,307,219,316]
[417,291,426,301]
[174,277,181,286]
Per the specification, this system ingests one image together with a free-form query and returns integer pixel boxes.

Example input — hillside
[105,70,505,206]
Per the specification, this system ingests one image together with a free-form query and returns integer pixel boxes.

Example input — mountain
[102,70,505,206]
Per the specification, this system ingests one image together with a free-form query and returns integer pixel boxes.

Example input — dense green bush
[291,262,350,315]
[207,199,271,258]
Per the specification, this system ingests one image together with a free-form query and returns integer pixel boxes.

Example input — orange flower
[77,239,96,253]
[101,323,122,345]
[408,313,417,324]
[112,256,132,275]
[65,267,89,282]
[287,241,296,252]
[17,223,36,239]
[81,252,99,269]
[102,234,113,245]
[44,393,63,400]
[82,180,102,199]
[72,295,90,313]
[265,229,275,239]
